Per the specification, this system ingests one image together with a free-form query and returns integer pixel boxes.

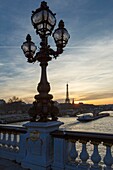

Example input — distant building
[65,84,70,103]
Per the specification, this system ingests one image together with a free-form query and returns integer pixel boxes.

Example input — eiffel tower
[65,83,70,103]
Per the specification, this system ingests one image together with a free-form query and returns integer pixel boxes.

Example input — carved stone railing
[51,130,113,170]
[0,123,113,170]
[0,125,27,163]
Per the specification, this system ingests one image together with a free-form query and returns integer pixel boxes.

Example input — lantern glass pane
[22,43,29,52]
[31,43,37,53]
[47,24,51,31]
[32,11,42,24]
[54,30,62,41]
[37,24,43,30]
[48,13,56,25]
[63,30,70,41]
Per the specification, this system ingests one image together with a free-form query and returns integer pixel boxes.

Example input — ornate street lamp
[21,1,70,122]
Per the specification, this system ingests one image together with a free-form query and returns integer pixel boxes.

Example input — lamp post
[21,1,70,122]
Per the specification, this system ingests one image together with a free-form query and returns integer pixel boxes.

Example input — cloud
[0,0,113,104]
[77,91,113,101]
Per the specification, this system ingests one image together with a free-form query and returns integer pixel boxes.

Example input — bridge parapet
[0,124,113,170]
[51,130,113,170]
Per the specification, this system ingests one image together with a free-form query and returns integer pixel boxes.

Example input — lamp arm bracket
[49,48,63,59]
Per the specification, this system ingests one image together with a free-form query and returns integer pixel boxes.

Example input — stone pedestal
[21,121,63,170]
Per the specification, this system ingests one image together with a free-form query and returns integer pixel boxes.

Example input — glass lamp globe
[53,20,70,49]
[21,34,37,58]
[31,1,56,37]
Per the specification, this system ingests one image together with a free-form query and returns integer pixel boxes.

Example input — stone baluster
[79,140,89,169]
[69,140,78,164]
[16,133,20,148]
[12,132,18,151]
[7,132,12,149]
[91,141,101,170]
[1,132,6,148]
[103,143,113,170]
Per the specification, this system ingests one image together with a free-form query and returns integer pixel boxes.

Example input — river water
[59,111,113,134]
[13,111,113,134]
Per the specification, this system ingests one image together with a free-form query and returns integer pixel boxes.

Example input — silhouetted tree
[8,96,22,103]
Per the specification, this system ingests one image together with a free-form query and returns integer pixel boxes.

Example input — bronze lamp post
[21,1,70,122]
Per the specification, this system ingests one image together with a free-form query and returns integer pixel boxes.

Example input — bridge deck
[0,157,28,170]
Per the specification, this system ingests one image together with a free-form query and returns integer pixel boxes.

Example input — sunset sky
[0,0,113,105]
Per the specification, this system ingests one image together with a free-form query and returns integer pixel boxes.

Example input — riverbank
[0,113,31,124]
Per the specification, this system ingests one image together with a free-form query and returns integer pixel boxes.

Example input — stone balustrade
[0,123,113,170]
[51,130,113,170]
[0,125,27,162]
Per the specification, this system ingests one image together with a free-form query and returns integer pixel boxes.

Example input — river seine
[13,111,113,134]
[60,111,113,134]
